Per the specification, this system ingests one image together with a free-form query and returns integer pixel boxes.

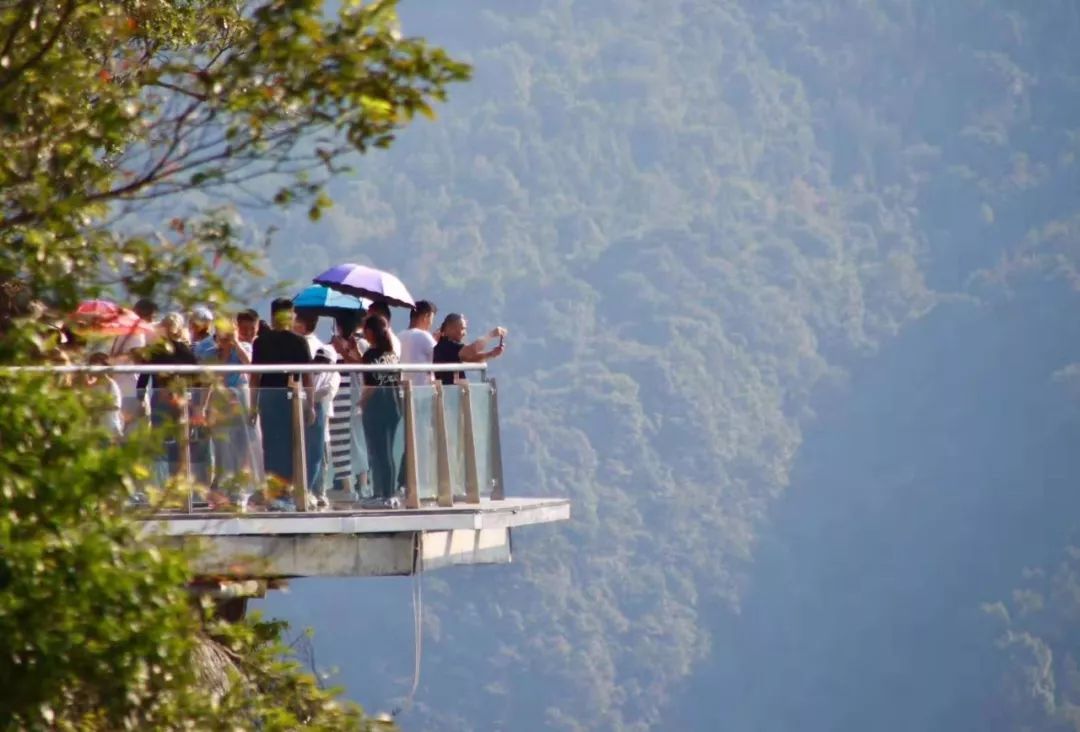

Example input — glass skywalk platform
[144,497,570,577]
[6,361,570,580]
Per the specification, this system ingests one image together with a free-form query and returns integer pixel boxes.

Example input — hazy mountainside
[671,280,1080,731]
[259,1,1080,729]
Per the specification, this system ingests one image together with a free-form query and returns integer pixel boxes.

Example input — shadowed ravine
[672,286,1080,731]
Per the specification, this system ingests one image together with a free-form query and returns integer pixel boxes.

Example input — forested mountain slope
[260,1,1080,729]
[672,281,1080,731]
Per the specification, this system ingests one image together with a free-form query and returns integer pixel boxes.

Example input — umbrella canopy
[72,308,155,338]
[293,284,370,317]
[73,299,120,320]
[312,263,415,309]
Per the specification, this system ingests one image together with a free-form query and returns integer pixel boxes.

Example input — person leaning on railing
[432,313,506,386]
[248,298,315,490]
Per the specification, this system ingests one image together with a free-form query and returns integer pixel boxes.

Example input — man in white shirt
[398,300,438,387]
[294,312,339,506]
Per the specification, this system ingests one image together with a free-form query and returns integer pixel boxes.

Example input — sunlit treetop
[0,0,470,308]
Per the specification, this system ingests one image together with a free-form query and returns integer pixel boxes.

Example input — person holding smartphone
[432,313,506,386]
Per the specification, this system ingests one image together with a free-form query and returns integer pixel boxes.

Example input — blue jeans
[215,389,259,494]
[305,402,328,496]
[148,390,187,486]
[182,386,213,487]
[362,389,402,499]
[258,389,294,483]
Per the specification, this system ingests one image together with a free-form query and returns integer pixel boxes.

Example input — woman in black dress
[359,313,402,505]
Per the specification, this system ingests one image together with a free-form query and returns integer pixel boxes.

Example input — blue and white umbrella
[293,284,370,317]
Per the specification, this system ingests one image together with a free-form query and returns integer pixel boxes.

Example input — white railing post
[433,382,453,507]
[460,382,480,505]
[1,362,491,514]
[289,375,308,512]
[177,391,193,512]
[402,381,420,509]
[489,379,505,500]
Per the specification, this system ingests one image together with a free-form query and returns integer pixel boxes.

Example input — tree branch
[149,79,207,102]
[0,0,77,92]
[0,0,34,64]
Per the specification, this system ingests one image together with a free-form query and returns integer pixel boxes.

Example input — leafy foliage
[0,373,195,728]
[0,0,468,309]
[0,371,376,728]
[0,0,466,727]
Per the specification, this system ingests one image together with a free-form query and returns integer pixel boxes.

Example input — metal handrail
[0,362,485,375]
[1,361,504,513]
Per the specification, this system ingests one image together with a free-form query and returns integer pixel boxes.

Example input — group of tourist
[83,295,507,510]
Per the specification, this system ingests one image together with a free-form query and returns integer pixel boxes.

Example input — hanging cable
[391,534,424,718]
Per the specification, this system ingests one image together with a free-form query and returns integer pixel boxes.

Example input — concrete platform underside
[139,498,570,578]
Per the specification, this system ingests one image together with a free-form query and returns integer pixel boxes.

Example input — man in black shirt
[432,313,506,386]
[250,298,315,492]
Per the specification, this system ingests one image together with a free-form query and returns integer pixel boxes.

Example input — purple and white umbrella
[312,263,415,309]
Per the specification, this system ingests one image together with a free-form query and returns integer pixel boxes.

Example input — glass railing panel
[312,373,411,503]
[144,385,282,509]
[468,382,496,500]
[489,380,505,499]
[115,370,501,512]
[246,381,407,509]
[409,384,439,501]
[200,382,264,508]
[138,386,196,507]
[128,385,296,511]
[441,384,467,499]
[328,371,366,498]
[249,385,306,509]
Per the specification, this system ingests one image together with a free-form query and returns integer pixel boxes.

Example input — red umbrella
[73,308,155,338]
[73,299,120,320]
